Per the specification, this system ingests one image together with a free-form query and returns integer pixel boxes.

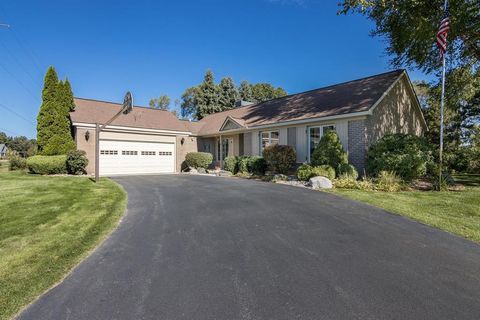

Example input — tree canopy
[149,95,171,110]
[179,70,287,120]
[0,132,37,157]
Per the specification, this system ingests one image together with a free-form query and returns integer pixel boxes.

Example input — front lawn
[0,171,126,320]
[330,174,480,243]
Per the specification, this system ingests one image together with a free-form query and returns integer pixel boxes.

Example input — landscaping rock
[309,176,333,189]
[197,167,207,174]
[272,174,288,182]
[217,170,232,177]
[188,167,198,174]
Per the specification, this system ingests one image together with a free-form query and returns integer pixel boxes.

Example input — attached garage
[99,140,175,175]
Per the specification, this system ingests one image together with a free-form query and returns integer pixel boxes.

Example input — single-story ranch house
[71,69,427,176]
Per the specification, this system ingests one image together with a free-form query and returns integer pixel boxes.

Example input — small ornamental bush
[237,156,267,175]
[311,165,336,181]
[27,155,67,175]
[366,133,433,181]
[333,176,359,189]
[311,130,348,169]
[185,152,213,169]
[8,154,27,171]
[262,145,296,174]
[375,171,404,192]
[337,163,358,180]
[66,150,89,175]
[224,156,238,173]
[297,164,313,181]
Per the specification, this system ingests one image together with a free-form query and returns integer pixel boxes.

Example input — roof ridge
[73,96,173,113]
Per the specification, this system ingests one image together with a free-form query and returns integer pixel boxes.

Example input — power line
[0,62,40,102]
[0,126,22,136]
[0,40,42,88]
[0,103,35,125]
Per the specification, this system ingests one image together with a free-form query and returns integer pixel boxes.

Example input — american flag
[436,7,450,61]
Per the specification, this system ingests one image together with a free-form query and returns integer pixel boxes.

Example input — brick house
[70,69,427,176]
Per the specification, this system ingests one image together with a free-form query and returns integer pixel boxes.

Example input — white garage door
[99,140,175,175]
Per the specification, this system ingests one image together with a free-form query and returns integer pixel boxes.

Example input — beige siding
[251,130,260,156]
[296,125,307,162]
[335,119,349,151]
[366,75,426,146]
[243,132,252,155]
[279,127,288,145]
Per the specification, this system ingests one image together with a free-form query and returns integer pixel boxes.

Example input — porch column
[219,135,223,169]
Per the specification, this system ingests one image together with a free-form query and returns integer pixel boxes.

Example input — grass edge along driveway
[329,174,480,243]
[0,171,126,320]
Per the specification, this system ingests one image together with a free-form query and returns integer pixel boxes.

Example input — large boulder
[309,176,333,189]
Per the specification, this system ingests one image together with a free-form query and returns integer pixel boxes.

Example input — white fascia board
[72,122,191,136]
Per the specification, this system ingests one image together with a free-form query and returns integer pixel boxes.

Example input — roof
[195,70,405,135]
[0,144,6,152]
[71,98,190,132]
[71,70,408,136]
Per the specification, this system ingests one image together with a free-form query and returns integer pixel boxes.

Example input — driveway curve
[18,174,480,320]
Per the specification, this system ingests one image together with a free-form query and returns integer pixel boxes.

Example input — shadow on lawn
[454,174,480,187]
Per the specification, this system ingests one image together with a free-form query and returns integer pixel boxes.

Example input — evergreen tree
[196,70,220,119]
[218,77,238,110]
[37,66,59,153]
[42,80,76,155]
[239,80,254,102]
[251,83,287,102]
[180,87,199,119]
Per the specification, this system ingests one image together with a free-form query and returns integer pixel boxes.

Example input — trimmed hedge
[66,150,89,175]
[262,145,296,174]
[8,154,27,171]
[297,164,313,181]
[185,152,213,169]
[224,156,238,174]
[27,155,67,175]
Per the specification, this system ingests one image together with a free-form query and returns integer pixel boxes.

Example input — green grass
[0,160,9,173]
[0,171,126,320]
[329,174,480,243]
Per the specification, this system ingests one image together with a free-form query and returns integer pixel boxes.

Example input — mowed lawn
[330,174,480,243]
[0,171,126,320]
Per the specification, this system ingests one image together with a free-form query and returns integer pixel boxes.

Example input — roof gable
[219,116,245,131]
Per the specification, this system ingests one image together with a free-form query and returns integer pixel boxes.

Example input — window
[159,151,172,156]
[204,143,211,154]
[141,151,156,156]
[260,131,279,150]
[100,150,117,155]
[308,124,336,160]
[122,150,138,155]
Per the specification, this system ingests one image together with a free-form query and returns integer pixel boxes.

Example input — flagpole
[438,0,448,188]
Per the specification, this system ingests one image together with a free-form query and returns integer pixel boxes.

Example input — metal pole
[439,0,448,188]
[95,123,100,182]
[219,135,223,169]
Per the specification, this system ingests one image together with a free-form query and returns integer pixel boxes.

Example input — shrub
[237,156,267,175]
[375,171,404,192]
[66,150,89,175]
[311,130,348,168]
[366,133,433,181]
[333,176,359,189]
[337,163,358,180]
[297,164,313,181]
[311,165,336,180]
[185,152,213,169]
[262,145,296,174]
[8,154,27,171]
[27,155,67,175]
[224,156,238,173]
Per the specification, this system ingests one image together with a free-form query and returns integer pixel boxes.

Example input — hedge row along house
[70,70,427,176]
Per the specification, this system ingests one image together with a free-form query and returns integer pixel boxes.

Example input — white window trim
[259,130,280,152]
[307,124,336,162]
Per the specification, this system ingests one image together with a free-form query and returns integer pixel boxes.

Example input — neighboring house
[0,144,7,158]
[70,69,427,176]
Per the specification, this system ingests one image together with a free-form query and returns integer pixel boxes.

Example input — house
[0,144,7,158]
[70,69,427,176]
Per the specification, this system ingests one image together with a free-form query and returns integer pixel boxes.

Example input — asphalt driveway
[18,175,480,320]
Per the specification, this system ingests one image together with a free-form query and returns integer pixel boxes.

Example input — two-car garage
[99,139,175,175]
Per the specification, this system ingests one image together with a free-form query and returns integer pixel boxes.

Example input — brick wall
[176,135,198,172]
[75,127,96,174]
[347,119,367,174]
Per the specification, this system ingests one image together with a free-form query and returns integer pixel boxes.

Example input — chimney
[235,100,254,108]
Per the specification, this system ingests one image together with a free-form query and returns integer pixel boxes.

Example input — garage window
[141,151,156,155]
[100,150,118,155]
[159,151,172,156]
[122,150,138,155]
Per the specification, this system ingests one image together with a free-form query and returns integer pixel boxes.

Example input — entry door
[99,140,175,175]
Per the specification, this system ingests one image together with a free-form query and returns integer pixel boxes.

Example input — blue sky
[0,0,432,138]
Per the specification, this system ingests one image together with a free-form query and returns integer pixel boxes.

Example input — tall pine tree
[239,80,254,102]
[218,77,238,110]
[37,66,59,153]
[37,67,76,155]
[196,70,220,119]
